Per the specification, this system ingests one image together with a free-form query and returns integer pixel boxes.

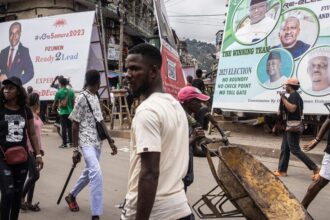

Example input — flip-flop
[65,195,79,212]
[21,202,28,211]
[312,168,320,181]
[273,170,288,177]
[312,173,320,181]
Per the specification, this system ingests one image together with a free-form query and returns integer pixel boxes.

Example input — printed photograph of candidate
[0,22,34,85]
[234,0,280,44]
[297,47,330,96]
[269,9,318,59]
[257,49,293,89]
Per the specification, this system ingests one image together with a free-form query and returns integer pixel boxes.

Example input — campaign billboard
[213,0,330,114]
[153,0,186,96]
[0,11,95,100]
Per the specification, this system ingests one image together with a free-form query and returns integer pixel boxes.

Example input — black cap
[2,76,22,87]
[267,51,281,61]
[250,0,266,6]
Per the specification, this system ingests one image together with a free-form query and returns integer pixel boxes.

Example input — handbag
[0,146,28,165]
[286,120,304,133]
[82,93,107,140]
[285,97,304,133]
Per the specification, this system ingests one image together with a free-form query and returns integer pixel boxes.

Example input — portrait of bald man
[263,50,288,88]
[274,16,310,59]
[306,49,330,95]
[0,22,34,85]
[235,0,277,44]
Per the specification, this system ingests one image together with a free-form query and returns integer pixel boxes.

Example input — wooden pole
[118,1,124,87]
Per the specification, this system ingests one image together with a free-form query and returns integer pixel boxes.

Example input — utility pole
[96,0,109,78]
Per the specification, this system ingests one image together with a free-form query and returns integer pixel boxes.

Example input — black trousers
[60,114,72,145]
[22,152,40,203]
[278,131,318,172]
[178,213,195,220]
[183,144,194,192]
[0,158,28,220]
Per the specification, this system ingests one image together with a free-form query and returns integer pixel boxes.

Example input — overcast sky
[165,0,228,44]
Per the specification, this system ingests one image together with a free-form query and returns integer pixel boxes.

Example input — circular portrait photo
[297,46,330,96]
[233,0,281,45]
[268,9,319,59]
[257,49,294,89]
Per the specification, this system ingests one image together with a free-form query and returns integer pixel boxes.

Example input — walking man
[191,69,205,93]
[191,69,208,129]
[121,43,192,220]
[273,78,319,179]
[302,106,330,208]
[52,77,75,148]
[66,69,117,220]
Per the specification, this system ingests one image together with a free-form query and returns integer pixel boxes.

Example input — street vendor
[178,86,210,191]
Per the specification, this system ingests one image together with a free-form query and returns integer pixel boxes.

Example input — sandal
[65,194,79,212]
[273,170,288,177]
[27,202,41,212]
[21,202,41,212]
[312,168,320,181]
[21,202,28,211]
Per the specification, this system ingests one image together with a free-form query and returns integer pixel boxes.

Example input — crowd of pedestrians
[1,43,330,220]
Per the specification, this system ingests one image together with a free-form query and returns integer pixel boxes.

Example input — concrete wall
[5,0,75,19]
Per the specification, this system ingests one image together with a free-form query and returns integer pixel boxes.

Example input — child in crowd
[21,92,44,211]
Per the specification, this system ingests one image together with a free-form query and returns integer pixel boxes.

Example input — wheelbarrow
[192,114,313,220]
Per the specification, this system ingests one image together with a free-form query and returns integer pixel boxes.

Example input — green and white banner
[213,0,330,114]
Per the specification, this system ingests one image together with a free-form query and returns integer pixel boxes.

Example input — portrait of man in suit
[0,22,34,85]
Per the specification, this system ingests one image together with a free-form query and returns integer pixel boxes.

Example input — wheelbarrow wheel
[193,144,217,157]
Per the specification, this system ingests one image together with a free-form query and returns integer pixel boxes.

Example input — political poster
[153,0,186,96]
[213,0,330,114]
[0,11,96,100]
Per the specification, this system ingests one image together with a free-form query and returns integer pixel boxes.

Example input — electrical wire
[170,18,222,25]
[166,0,186,8]
[168,14,224,17]
[170,21,222,26]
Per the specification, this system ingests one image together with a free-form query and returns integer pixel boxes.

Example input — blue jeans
[278,131,317,172]
[71,145,103,216]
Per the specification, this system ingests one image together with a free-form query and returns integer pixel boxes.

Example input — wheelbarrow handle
[205,113,229,146]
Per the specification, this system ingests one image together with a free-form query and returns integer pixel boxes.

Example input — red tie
[8,48,14,70]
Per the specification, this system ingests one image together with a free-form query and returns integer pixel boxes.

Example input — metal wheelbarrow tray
[193,145,312,220]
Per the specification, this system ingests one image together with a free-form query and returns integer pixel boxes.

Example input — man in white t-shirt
[121,43,192,220]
